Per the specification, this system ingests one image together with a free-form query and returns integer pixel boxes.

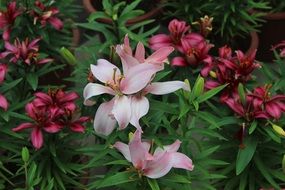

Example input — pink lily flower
[0,38,53,65]
[149,19,190,52]
[31,0,63,30]
[12,102,63,149]
[83,59,162,135]
[116,34,174,72]
[0,1,21,41]
[113,130,194,179]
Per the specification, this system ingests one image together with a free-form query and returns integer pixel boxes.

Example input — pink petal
[205,80,220,89]
[31,128,43,149]
[145,46,174,65]
[117,53,140,73]
[171,57,187,66]
[120,63,161,94]
[0,94,8,111]
[154,140,181,157]
[83,83,115,106]
[143,152,173,179]
[48,17,63,30]
[123,34,132,55]
[70,123,85,133]
[113,141,131,162]
[37,58,53,64]
[5,41,17,52]
[43,123,62,133]
[12,123,34,132]
[265,102,282,119]
[111,96,131,130]
[129,130,152,169]
[135,42,145,63]
[224,98,244,116]
[130,96,149,128]
[171,152,194,171]
[145,81,189,95]
[148,34,172,50]
[34,92,52,103]
[90,59,121,84]
[94,100,116,136]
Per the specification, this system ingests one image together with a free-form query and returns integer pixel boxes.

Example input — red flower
[0,1,21,41]
[12,102,63,149]
[33,89,79,118]
[0,38,52,65]
[272,40,285,57]
[31,0,63,30]
[248,85,285,119]
[61,110,89,133]
[149,19,190,52]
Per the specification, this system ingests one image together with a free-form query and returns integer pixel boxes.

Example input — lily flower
[116,35,174,72]
[31,0,63,30]
[248,85,285,119]
[171,33,213,70]
[272,40,285,57]
[12,102,63,149]
[83,59,162,135]
[149,19,190,52]
[0,64,8,110]
[0,1,21,41]
[0,38,53,65]
[113,130,194,179]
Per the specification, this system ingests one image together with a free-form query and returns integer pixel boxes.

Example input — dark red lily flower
[31,0,63,30]
[205,47,259,101]
[61,110,89,133]
[248,85,285,119]
[172,33,213,71]
[0,38,52,65]
[272,40,285,57]
[0,1,21,41]
[12,102,63,149]
[224,93,270,121]
[149,19,190,52]
[33,89,79,118]
[192,15,213,37]
[0,64,8,111]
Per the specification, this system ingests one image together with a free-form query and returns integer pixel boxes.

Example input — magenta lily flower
[0,1,21,41]
[171,33,213,71]
[83,59,162,135]
[0,64,8,110]
[31,0,63,30]
[248,85,285,119]
[13,102,63,149]
[113,130,194,179]
[0,38,53,65]
[149,19,190,52]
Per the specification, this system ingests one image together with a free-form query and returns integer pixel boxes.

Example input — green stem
[24,161,28,189]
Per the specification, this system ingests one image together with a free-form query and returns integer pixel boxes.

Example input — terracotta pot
[246,31,259,56]
[71,27,81,48]
[263,12,285,20]
[82,0,162,25]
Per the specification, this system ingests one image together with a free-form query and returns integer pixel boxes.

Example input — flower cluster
[149,18,213,69]
[205,46,260,101]
[83,35,193,178]
[13,89,89,149]
[84,35,189,135]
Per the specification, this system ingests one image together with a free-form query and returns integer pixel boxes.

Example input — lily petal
[171,152,194,171]
[31,128,43,149]
[130,96,149,128]
[83,83,115,105]
[94,100,116,136]
[135,42,145,63]
[13,123,34,132]
[90,59,121,83]
[113,141,131,162]
[145,47,174,65]
[121,63,161,94]
[145,81,189,95]
[0,94,8,111]
[112,96,131,130]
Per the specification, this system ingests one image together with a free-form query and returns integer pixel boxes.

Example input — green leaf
[249,120,257,134]
[162,173,191,184]
[196,84,227,103]
[238,83,246,105]
[97,171,137,188]
[26,73,38,91]
[147,178,160,190]
[0,78,22,92]
[236,137,258,175]
[254,155,279,189]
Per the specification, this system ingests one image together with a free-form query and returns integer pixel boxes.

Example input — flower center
[105,68,124,95]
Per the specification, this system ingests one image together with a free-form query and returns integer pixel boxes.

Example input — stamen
[112,68,117,84]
